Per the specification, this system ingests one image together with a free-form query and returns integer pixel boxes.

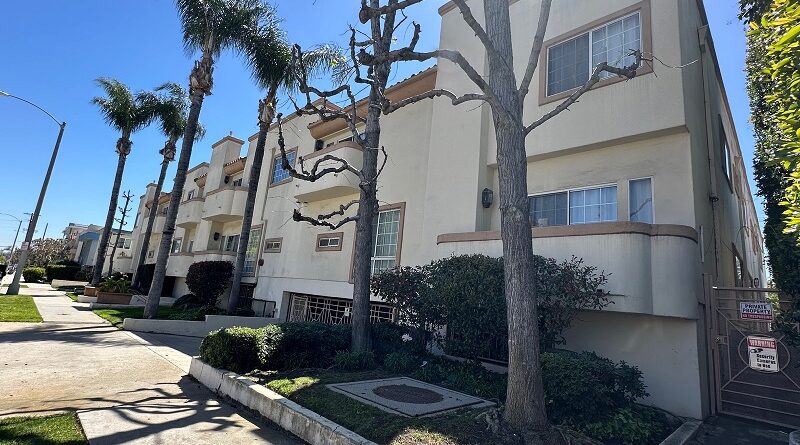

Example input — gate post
[702,273,719,416]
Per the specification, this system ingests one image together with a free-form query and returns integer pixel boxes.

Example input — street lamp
[0,213,27,267]
[0,90,66,295]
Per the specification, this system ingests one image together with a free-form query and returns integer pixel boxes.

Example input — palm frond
[176,0,271,59]
[91,78,157,134]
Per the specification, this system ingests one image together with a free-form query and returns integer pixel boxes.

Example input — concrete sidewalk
[0,284,303,444]
[687,416,791,445]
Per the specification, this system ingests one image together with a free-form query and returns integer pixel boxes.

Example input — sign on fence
[740,302,773,321]
[747,336,779,373]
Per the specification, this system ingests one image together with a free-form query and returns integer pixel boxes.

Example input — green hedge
[45,264,81,281]
[22,267,45,283]
[199,327,267,374]
[259,322,351,370]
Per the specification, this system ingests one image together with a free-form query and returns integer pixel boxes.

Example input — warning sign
[740,302,773,321]
[747,336,779,373]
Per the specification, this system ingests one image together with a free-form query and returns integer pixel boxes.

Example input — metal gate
[709,286,800,428]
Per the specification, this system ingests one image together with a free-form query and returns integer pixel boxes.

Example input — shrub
[383,352,421,373]
[98,276,131,293]
[200,327,266,373]
[574,404,675,445]
[75,266,93,282]
[412,356,507,401]
[167,305,222,321]
[539,351,647,425]
[45,264,81,281]
[371,322,426,358]
[173,293,201,309]
[186,261,233,306]
[333,351,377,371]
[257,322,351,370]
[54,259,80,267]
[22,267,45,283]
[372,254,610,360]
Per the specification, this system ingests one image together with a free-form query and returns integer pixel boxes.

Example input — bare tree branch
[518,0,552,101]
[525,53,641,135]
[382,89,488,113]
[358,0,424,24]
[276,114,361,181]
[449,0,515,79]
[293,209,359,230]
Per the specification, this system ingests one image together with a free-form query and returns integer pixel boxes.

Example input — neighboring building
[62,223,90,260]
[74,224,134,275]
[125,0,766,422]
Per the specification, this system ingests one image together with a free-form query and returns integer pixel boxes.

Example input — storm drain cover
[327,377,493,417]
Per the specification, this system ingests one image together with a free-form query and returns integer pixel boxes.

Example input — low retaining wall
[190,358,375,445]
[122,315,280,337]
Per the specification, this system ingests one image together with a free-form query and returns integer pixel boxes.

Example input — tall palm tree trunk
[228,88,277,313]
[132,157,170,290]
[92,138,130,285]
[144,93,206,318]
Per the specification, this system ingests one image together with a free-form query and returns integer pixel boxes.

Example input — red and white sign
[747,336,779,373]
[740,302,774,321]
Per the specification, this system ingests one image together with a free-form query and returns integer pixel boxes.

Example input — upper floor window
[264,238,282,253]
[629,178,653,223]
[243,227,262,275]
[316,232,343,252]
[720,120,731,185]
[232,178,243,187]
[372,208,402,275]
[530,185,617,227]
[546,12,641,96]
[171,238,182,254]
[224,234,239,252]
[187,190,195,200]
[271,151,296,184]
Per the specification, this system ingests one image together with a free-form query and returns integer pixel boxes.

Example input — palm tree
[131,83,205,290]
[226,16,344,313]
[90,78,158,285]
[144,0,270,318]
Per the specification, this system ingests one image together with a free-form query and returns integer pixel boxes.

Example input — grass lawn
[255,369,522,445]
[92,306,193,327]
[0,413,87,445]
[0,296,43,322]
[65,293,79,302]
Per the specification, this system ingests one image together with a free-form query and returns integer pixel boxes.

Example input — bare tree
[108,190,133,275]
[276,1,408,351]
[357,0,641,441]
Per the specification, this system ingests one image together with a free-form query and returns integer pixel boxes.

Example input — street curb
[189,357,376,445]
[659,419,702,445]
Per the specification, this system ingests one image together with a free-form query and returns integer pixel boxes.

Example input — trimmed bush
[200,327,266,373]
[173,293,201,309]
[575,404,675,445]
[383,352,421,373]
[22,267,45,283]
[45,264,81,281]
[371,322,426,358]
[258,322,350,370]
[333,351,377,371]
[98,276,131,293]
[186,261,233,306]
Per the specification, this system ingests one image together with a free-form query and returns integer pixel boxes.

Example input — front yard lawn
[0,413,87,445]
[254,369,523,445]
[65,293,79,302]
[92,306,199,327]
[0,296,43,322]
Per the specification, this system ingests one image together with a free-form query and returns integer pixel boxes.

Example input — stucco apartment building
[71,224,134,275]
[125,0,765,420]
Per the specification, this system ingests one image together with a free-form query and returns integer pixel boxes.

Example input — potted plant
[96,275,133,305]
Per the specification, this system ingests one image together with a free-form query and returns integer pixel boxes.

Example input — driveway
[0,284,304,444]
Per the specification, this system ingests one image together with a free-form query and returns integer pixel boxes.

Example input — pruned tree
[108,190,133,275]
[274,2,404,352]
[355,0,642,441]
[10,238,70,268]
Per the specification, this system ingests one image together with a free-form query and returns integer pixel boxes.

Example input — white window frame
[529,183,618,227]
[171,237,182,254]
[187,190,195,200]
[223,234,239,252]
[545,11,642,97]
[628,176,655,224]
[371,209,401,275]
[243,227,262,275]
[319,237,340,248]
[263,238,282,253]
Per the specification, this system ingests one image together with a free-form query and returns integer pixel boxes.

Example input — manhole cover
[372,384,444,404]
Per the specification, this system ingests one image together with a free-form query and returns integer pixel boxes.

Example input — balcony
[192,250,237,264]
[202,186,248,222]
[177,198,204,228]
[293,142,363,202]
[167,252,195,277]
[436,222,700,319]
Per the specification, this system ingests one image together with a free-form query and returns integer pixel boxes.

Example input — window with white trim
[318,236,340,248]
[243,227,262,275]
[271,151,296,184]
[529,185,618,226]
[629,178,653,223]
[264,238,282,253]
[720,120,731,184]
[171,238,182,253]
[546,12,641,96]
[187,190,195,200]
[223,234,239,252]
[371,209,400,275]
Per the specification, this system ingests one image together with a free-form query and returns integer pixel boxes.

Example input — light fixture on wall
[481,188,494,208]
[213,232,220,241]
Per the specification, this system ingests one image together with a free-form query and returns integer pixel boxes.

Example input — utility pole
[108,190,133,277]
[40,223,48,240]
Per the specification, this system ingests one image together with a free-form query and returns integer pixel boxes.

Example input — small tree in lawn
[359,0,642,440]
[186,260,234,307]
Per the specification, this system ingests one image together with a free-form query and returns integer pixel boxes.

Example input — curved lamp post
[0,213,26,268]
[0,91,66,295]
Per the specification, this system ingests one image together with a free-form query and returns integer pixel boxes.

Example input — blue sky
[0,1,756,249]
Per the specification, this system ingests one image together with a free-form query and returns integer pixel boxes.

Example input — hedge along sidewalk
[190,357,376,445]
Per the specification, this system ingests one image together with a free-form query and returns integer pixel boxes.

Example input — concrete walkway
[687,416,792,445]
[0,283,304,444]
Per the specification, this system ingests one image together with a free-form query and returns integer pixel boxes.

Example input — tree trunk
[92,144,129,285]
[144,93,205,318]
[483,0,551,438]
[132,156,170,290]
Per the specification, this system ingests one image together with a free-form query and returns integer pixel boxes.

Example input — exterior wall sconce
[482,188,494,208]
[213,232,220,241]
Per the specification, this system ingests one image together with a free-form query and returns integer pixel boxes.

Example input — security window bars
[271,151,296,184]
[371,209,400,275]
[546,12,641,96]
[243,227,262,275]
